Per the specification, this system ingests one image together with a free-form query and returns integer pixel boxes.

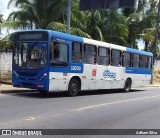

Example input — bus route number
[71,66,81,71]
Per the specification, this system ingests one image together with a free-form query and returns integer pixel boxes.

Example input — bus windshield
[13,42,47,69]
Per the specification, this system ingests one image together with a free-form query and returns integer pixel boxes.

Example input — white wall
[0,51,12,80]
[154,60,160,72]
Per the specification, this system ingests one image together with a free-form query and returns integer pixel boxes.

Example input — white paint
[72,94,160,111]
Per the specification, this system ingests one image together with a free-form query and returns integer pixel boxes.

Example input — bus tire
[68,78,80,96]
[124,79,132,92]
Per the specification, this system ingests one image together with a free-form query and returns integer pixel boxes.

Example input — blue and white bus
[12,30,153,96]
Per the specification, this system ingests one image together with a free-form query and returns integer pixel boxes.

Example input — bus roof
[16,29,153,56]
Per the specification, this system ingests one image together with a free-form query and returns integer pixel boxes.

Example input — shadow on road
[0,89,146,99]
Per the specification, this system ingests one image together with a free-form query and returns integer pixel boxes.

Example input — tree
[86,10,104,41]
[83,10,129,45]
[102,10,129,46]
[139,28,155,51]
[2,0,90,38]
[125,0,157,50]
[47,0,90,38]
[3,0,67,29]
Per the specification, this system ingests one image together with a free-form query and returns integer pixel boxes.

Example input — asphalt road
[1,85,160,137]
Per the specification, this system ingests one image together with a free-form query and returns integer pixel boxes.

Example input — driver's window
[50,41,69,66]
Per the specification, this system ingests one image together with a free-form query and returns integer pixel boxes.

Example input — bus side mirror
[52,39,57,46]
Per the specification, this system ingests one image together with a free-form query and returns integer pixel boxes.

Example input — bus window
[50,42,69,66]
[147,56,152,69]
[83,44,97,64]
[111,49,121,66]
[140,55,147,68]
[123,52,131,67]
[98,47,110,65]
[72,42,82,62]
[132,54,140,68]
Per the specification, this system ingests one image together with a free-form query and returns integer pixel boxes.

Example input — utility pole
[153,0,160,63]
[151,0,160,84]
[66,0,71,34]
[0,14,3,34]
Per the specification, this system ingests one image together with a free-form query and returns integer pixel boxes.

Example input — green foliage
[1,0,159,51]
[0,33,15,49]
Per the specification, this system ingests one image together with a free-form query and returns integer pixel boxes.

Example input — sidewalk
[147,84,160,87]
[0,84,30,91]
[0,83,159,92]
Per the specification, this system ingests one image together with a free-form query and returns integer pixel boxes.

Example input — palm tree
[83,10,129,45]
[4,0,66,29]
[2,0,90,38]
[102,10,129,46]
[138,28,155,51]
[125,0,157,49]
[47,0,91,38]
[85,10,104,41]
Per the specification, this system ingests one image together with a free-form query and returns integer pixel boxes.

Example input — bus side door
[49,38,71,91]
[96,47,112,89]
[110,49,124,89]
[81,44,97,90]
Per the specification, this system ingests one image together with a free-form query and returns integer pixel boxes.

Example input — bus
[12,30,153,96]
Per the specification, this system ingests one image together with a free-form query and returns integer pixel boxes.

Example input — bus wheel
[124,79,132,92]
[68,79,79,96]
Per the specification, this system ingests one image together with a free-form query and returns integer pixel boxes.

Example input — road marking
[1,94,160,127]
[72,94,160,111]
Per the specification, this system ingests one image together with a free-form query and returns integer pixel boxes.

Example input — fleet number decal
[71,66,81,71]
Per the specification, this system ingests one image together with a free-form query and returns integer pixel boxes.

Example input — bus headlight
[43,73,47,76]
[38,73,47,81]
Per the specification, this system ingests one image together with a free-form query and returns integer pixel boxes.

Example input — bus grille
[17,72,38,77]
[21,82,33,87]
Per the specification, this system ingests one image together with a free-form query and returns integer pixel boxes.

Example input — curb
[147,85,160,87]
[0,81,12,85]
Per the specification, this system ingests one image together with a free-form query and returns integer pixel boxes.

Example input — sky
[0,0,11,20]
[0,0,17,37]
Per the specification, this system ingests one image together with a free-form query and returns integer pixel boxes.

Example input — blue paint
[126,48,153,56]
[125,67,152,75]
[51,31,84,43]
[12,67,49,91]
[50,63,84,73]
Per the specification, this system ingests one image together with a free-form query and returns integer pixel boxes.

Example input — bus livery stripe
[125,67,152,75]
